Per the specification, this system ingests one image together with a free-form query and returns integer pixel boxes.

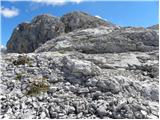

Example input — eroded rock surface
[35,26,158,53]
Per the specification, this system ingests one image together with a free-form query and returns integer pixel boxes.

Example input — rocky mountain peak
[6,13,65,53]
[31,14,59,24]
[7,11,118,53]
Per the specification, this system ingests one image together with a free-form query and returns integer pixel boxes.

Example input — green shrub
[15,73,23,81]
[25,81,49,96]
[42,76,49,80]
[15,72,26,81]
[13,55,30,66]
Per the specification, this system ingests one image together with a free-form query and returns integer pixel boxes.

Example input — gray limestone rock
[35,26,158,54]
[96,106,107,118]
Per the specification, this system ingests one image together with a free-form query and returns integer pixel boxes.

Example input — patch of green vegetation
[28,62,33,67]
[15,73,23,81]
[25,81,49,96]
[13,55,30,66]
[15,72,26,81]
[42,76,49,80]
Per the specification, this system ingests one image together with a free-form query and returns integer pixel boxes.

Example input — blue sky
[0,0,159,46]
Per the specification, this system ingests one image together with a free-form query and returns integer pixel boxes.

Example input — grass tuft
[13,55,30,66]
[15,73,23,81]
[25,81,49,96]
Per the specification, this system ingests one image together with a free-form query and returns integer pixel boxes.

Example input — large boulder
[63,57,101,77]
[7,14,65,53]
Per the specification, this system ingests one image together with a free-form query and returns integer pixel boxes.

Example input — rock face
[7,14,65,53]
[35,26,158,53]
[7,11,118,53]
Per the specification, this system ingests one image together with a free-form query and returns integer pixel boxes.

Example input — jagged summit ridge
[7,11,117,53]
[61,11,117,32]
[31,14,60,23]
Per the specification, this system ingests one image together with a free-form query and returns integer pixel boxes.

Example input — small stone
[38,96,43,101]
[78,88,89,93]
[21,102,27,109]
[134,111,144,119]
[27,98,32,103]
[40,112,46,119]
[77,112,83,118]
[141,110,147,116]
[32,102,39,108]
[65,82,71,86]
[50,112,57,119]
[70,85,77,93]
[63,86,70,91]
[93,91,102,98]
[96,106,107,118]
[86,78,98,87]
[49,107,58,118]
[67,105,75,114]
[48,86,57,93]
[0,84,7,94]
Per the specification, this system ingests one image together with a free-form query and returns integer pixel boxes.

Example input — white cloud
[0,6,19,18]
[71,0,82,3]
[31,0,83,6]
[0,44,7,54]
[0,44,6,49]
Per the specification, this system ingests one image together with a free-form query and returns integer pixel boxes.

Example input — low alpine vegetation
[25,81,49,96]
[13,55,30,66]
